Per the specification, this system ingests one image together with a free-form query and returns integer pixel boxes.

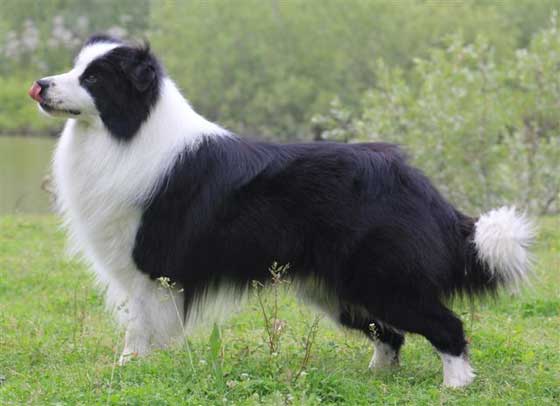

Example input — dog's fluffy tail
[467,206,535,294]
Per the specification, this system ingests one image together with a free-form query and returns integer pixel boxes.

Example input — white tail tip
[473,206,535,291]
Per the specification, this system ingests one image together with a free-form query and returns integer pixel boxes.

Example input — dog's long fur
[33,36,534,387]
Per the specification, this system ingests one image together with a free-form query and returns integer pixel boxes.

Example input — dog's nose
[37,79,50,90]
[28,79,50,102]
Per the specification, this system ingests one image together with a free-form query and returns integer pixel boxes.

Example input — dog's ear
[120,46,157,92]
[125,60,156,92]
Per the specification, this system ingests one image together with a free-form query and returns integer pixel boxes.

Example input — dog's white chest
[53,121,147,284]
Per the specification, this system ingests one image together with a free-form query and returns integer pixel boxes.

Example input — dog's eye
[83,75,97,84]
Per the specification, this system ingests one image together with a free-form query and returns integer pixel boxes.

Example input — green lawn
[0,215,558,405]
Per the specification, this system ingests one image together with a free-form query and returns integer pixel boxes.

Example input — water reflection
[0,136,56,214]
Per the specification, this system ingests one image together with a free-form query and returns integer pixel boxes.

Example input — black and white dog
[29,35,534,388]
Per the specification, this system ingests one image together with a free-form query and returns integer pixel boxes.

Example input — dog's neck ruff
[53,77,229,284]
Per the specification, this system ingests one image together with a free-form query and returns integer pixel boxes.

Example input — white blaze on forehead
[74,42,121,74]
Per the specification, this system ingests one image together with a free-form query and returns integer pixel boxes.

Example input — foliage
[3,1,560,138]
[149,0,560,139]
[0,215,558,404]
[315,18,560,214]
[2,2,560,212]
[208,323,226,394]
[0,0,150,76]
[252,262,291,355]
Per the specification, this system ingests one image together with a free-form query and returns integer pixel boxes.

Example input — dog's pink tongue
[28,82,42,102]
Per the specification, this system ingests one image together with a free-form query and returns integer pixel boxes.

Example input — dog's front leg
[119,322,152,365]
[114,275,185,365]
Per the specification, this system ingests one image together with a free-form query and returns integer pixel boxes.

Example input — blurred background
[1,0,559,215]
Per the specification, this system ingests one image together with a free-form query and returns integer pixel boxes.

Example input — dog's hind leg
[368,320,405,370]
[338,310,405,370]
[370,299,475,388]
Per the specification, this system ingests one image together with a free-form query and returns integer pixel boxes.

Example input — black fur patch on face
[79,44,162,141]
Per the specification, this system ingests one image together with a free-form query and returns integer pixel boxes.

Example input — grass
[0,215,558,405]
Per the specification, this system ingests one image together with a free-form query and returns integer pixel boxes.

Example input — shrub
[314,17,560,215]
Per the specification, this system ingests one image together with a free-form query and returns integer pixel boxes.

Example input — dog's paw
[441,353,476,388]
[443,367,475,388]
[118,351,139,366]
[368,342,399,371]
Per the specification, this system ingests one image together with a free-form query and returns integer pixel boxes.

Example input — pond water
[0,136,57,214]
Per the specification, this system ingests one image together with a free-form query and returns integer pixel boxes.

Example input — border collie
[29,35,534,388]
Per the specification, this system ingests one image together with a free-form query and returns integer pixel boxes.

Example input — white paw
[119,329,152,366]
[441,352,476,388]
[118,350,139,366]
[369,342,399,370]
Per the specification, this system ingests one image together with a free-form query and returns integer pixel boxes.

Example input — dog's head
[29,34,162,140]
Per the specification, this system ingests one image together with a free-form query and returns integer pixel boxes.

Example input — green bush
[314,17,560,214]
[149,0,560,139]
[2,0,560,140]
[2,1,559,213]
